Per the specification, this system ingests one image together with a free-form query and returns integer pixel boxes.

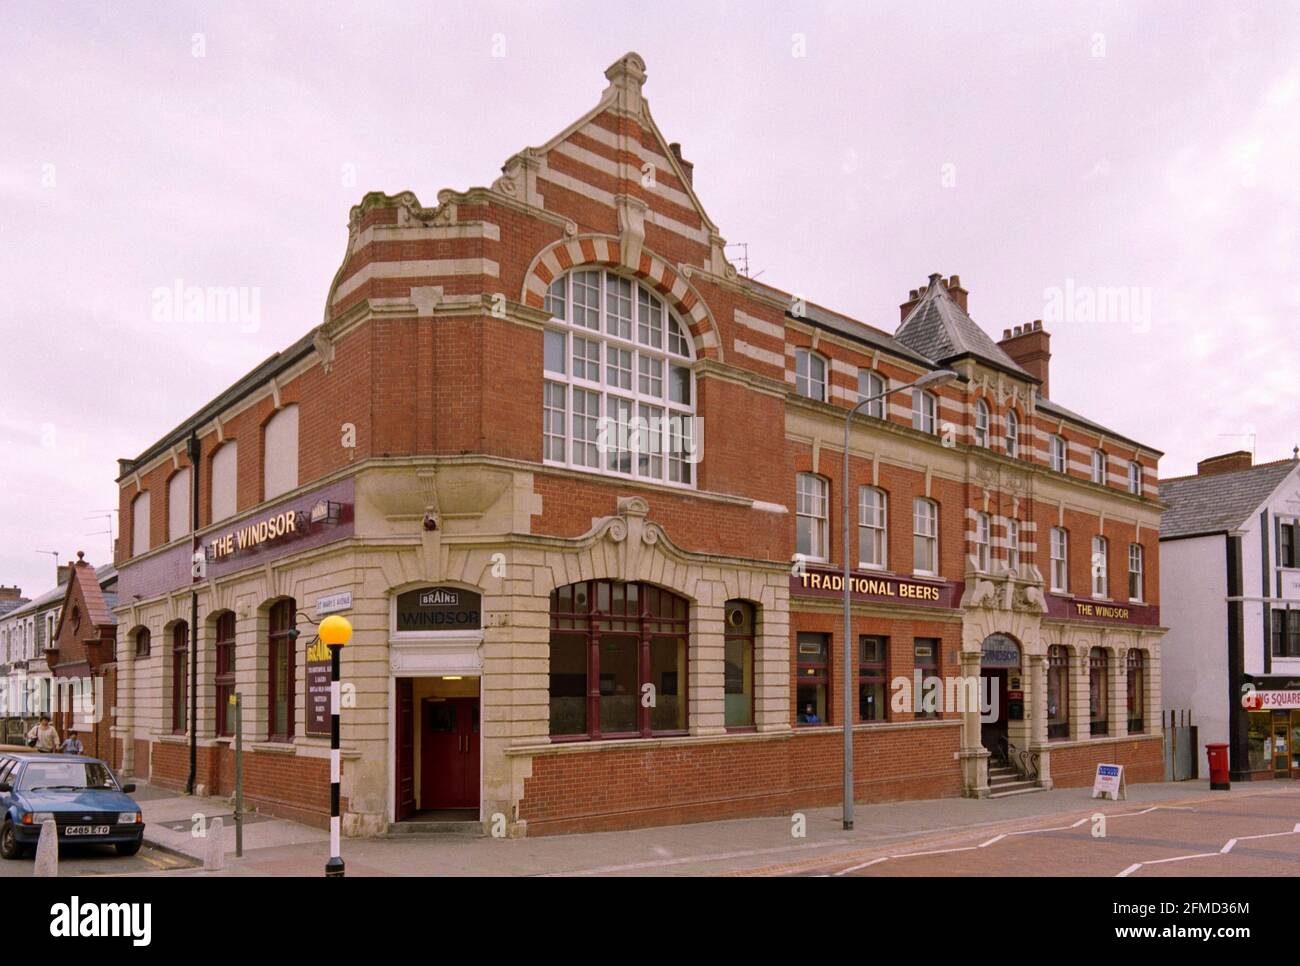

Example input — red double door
[396,684,481,820]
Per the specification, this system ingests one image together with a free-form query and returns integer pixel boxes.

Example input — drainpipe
[186,431,200,795]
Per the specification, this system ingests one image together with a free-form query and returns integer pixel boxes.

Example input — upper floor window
[1005,410,1019,458]
[131,491,151,556]
[797,474,829,562]
[1091,449,1107,485]
[973,512,991,573]
[1050,435,1067,473]
[1128,543,1144,601]
[858,487,887,569]
[167,468,192,543]
[211,441,238,523]
[542,271,696,486]
[1091,535,1109,598]
[1128,460,1142,496]
[263,405,299,501]
[913,498,939,575]
[857,369,885,418]
[1283,522,1299,568]
[974,398,989,448]
[1050,527,1069,592]
[794,348,827,402]
[1007,518,1021,573]
[912,389,937,434]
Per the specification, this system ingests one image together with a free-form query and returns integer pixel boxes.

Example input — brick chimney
[900,274,968,321]
[1197,451,1253,476]
[57,564,72,586]
[668,142,693,186]
[998,320,1052,397]
[0,585,21,601]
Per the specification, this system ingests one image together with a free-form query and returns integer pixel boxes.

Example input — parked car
[0,753,144,858]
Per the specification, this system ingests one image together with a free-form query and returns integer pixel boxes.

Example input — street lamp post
[841,369,959,831]
[318,614,352,876]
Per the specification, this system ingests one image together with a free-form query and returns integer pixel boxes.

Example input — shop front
[1243,682,1300,778]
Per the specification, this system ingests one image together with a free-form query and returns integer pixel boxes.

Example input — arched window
[913,498,939,575]
[548,581,689,740]
[794,348,827,401]
[1091,448,1107,485]
[1128,543,1145,601]
[171,622,188,735]
[263,405,299,501]
[131,491,151,556]
[911,389,937,434]
[1127,650,1146,734]
[1128,460,1143,495]
[1091,535,1109,598]
[1050,527,1069,592]
[724,600,755,730]
[858,369,885,417]
[1006,518,1021,573]
[268,599,297,740]
[135,626,151,658]
[796,474,829,562]
[974,398,989,447]
[1047,645,1070,739]
[167,468,192,543]
[1089,647,1109,736]
[1005,409,1019,458]
[858,486,887,569]
[973,512,991,572]
[214,612,236,737]
[211,441,238,522]
[542,270,696,485]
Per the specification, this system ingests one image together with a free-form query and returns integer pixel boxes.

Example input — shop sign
[1091,763,1127,801]
[1046,594,1159,626]
[394,586,482,631]
[791,566,960,609]
[305,638,332,736]
[1242,689,1300,710]
[315,592,352,617]
[980,633,1021,668]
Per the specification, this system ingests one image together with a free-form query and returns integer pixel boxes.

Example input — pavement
[108,778,1300,877]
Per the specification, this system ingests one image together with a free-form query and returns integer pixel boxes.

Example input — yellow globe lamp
[319,615,352,647]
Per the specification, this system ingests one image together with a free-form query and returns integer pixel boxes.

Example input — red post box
[1206,743,1230,790]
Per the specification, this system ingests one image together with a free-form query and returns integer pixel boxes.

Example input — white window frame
[541,270,697,488]
[263,404,300,501]
[797,474,829,562]
[858,486,887,570]
[1128,543,1144,601]
[131,491,151,556]
[1091,535,1109,598]
[1050,435,1067,473]
[912,389,937,434]
[974,512,991,573]
[1128,460,1142,495]
[167,468,192,544]
[1005,409,1019,458]
[913,498,939,575]
[1091,449,1106,485]
[1050,527,1068,592]
[974,398,989,448]
[795,349,827,402]
[1007,518,1021,573]
[858,369,885,418]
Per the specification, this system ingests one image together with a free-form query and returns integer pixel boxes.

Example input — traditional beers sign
[791,566,960,609]
[394,586,482,631]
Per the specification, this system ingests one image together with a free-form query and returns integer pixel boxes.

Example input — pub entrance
[979,633,1023,762]
[395,675,481,822]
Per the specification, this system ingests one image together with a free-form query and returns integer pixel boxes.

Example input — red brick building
[111,52,1165,835]
[48,553,118,762]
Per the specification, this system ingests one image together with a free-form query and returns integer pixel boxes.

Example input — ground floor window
[796,633,829,725]
[913,638,940,719]
[1248,709,1300,774]
[215,612,236,737]
[859,635,887,722]
[1089,647,1109,736]
[268,599,296,740]
[548,581,688,739]
[1047,645,1069,740]
[724,600,755,729]
[171,622,188,735]
[1126,650,1145,734]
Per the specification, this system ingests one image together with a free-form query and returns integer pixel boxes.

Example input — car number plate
[64,825,110,836]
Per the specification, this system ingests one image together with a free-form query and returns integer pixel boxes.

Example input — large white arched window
[1005,409,1019,458]
[211,441,238,522]
[794,349,827,402]
[542,270,697,486]
[263,405,299,500]
[974,398,989,447]
[131,490,151,556]
[167,468,192,543]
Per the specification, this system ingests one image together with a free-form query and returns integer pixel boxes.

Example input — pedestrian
[26,717,60,753]
[60,732,85,755]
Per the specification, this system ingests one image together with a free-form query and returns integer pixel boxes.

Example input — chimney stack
[668,142,694,186]
[1196,451,1253,476]
[998,320,1052,397]
[0,585,22,601]
[57,564,72,586]
[901,273,969,321]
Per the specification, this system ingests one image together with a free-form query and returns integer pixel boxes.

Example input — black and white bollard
[318,614,351,878]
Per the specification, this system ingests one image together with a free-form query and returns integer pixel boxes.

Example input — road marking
[979,834,1005,847]
[1116,822,1300,876]
[834,857,890,876]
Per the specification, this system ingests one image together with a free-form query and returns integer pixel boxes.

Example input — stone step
[987,782,1043,798]
[385,821,483,837]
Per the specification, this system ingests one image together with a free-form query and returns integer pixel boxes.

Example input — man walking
[26,717,60,753]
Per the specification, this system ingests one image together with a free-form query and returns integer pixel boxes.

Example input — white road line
[979,834,1006,847]
[1221,839,1237,854]
[1116,822,1300,876]
[834,857,890,876]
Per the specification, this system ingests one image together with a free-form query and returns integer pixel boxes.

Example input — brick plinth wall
[1047,735,1164,788]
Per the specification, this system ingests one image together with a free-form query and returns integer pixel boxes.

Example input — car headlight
[118,812,141,824]
[23,812,55,825]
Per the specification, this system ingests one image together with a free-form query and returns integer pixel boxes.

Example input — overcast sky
[2,0,1297,598]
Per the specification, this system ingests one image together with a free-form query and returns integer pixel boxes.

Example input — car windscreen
[17,761,117,792]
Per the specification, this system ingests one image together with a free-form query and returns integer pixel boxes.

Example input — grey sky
[2,0,1297,597]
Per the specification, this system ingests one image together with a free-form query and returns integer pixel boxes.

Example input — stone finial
[603,52,648,112]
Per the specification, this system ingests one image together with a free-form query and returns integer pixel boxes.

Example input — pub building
[1160,451,1300,780]
[109,53,1164,836]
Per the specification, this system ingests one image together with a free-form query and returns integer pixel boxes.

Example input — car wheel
[0,821,22,860]
[115,837,142,857]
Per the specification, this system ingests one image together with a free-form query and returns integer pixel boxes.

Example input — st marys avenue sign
[791,566,960,609]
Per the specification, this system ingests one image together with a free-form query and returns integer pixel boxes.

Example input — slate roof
[896,274,1033,380]
[0,597,28,618]
[1159,460,1299,539]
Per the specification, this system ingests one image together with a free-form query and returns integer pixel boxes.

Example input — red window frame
[268,599,296,741]
[723,600,756,731]
[215,612,236,738]
[1047,645,1070,739]
[858,635,888,722]
[796,632,830,726]
[1126,649,1145,734]
[548,581,689,741]
[170,623,187,735]
[913,637,940,719]
[1089,647,1109,736]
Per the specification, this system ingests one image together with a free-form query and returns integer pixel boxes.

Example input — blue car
[0,753,144,859]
